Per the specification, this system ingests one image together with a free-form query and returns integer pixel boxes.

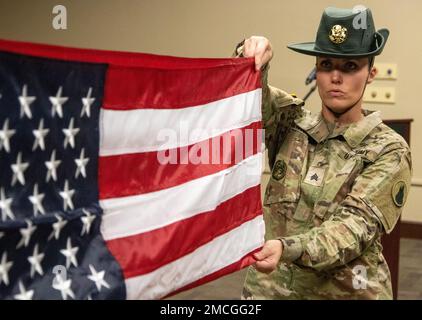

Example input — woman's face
[316,57,377,114]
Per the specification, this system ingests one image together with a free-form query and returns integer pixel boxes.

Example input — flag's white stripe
[100,152,262,240]
[99,89,262,156]
[124,215,265,300]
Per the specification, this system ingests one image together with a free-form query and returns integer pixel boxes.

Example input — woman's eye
[319,60,332,70]
[344,62,358,71]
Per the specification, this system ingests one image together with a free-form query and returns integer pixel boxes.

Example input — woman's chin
[322,98,352,111]
[323,103,351,115]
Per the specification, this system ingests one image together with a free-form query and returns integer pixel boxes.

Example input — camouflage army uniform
[235,48,413,300]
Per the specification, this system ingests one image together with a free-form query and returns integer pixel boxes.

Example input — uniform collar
[295,109,382,147]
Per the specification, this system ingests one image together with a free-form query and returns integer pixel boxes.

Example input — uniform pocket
[264,169,300,221]
[313,157,364,221]
[264,171,300,205]
[264,129,307,206]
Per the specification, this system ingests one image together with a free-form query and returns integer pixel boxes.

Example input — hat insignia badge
[329,25,348,44]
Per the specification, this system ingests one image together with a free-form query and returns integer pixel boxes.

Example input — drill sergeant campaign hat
[287,7,389,58]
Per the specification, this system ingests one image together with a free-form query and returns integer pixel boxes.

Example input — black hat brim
[287,28,389,58]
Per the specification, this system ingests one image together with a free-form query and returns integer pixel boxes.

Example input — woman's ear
[367,66,378,84]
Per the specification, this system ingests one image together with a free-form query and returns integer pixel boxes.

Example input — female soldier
[235,7,412,299]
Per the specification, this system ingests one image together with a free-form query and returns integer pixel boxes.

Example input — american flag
[0,39,264,300]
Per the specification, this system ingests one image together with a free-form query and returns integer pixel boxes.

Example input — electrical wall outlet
[363,87,396,104]
[374,63,398,80]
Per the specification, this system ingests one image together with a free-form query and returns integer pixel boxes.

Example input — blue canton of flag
[0,51,125,300]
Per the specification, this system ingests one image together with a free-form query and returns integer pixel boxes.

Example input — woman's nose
[331,69,342,84]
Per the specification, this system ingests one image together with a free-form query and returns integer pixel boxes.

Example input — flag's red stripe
[163,247,261,299]
[105,185,262,279]
[0,39,260,110]
[102,64,260,110]
[99,121,261,200]
[0,38,256,69]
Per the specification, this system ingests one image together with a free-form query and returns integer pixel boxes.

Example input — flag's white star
[62,118,80,149]
[49,86,68,118]
[18,84,36,119]
[16,220,37,249]
[48,214,67,240]
[14,281,34,300]
[32,119,49,151]
[59,180,75,211]
[87,264,110,292]
[80,87,95,118]
[75,148,89,179]
[60,237,79,268]
[0,187,14,221]
[11,152,29,186]
[52,274,75,300]
[81,209,96,236]
[28,244,44,278]
[0,252,13,286]
[28,183,46,216]
[45,150,61,182]
[0,119,16,153]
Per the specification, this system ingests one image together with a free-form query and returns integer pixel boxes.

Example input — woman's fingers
[255,259,276,273]
[243,36,273,71]
[244,37,257,58]
[253,240,283,273]
[255,40,267,70]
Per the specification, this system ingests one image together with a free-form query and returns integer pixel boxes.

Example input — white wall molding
[411,178,422,187]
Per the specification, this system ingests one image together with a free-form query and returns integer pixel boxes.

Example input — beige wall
[1,0,421,222]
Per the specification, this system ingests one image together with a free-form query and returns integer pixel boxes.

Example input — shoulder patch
[272,159,287,181]
[363,152,412,234]
[392,180,407,207]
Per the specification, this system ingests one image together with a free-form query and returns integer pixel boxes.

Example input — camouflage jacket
[234,43,413,299]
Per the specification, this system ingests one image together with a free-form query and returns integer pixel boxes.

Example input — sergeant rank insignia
[304,166,326,187]
[272,160,287,181]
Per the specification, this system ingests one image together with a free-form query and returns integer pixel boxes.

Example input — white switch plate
[374,63,398,80]
[363,87,396,104]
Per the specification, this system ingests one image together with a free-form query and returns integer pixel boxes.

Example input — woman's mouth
[328,90,345,97]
